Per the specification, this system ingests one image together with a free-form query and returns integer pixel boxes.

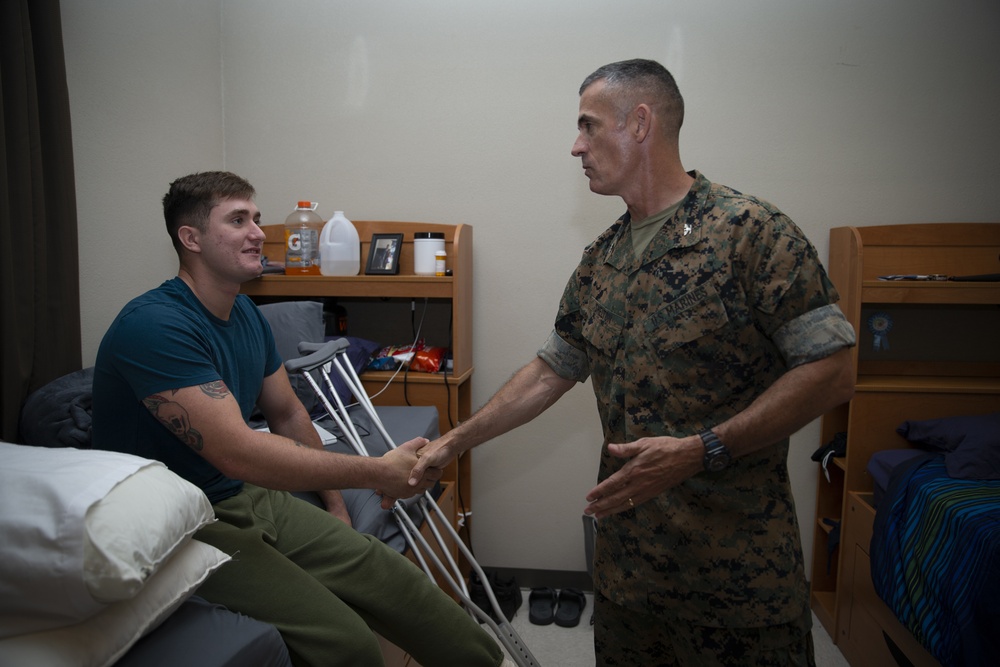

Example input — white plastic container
[319,210,360,276]
[413,232,445,275]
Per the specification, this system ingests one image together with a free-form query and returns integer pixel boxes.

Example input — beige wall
[63,0,1000,574]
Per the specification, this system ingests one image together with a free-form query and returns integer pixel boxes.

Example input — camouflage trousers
[593,590,816,667]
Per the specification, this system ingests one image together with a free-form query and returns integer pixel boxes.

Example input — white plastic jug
[319,211,360,276]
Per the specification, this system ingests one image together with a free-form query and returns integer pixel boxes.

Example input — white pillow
[0,539,230,667]
[84,461,215,603]
[0,443,215,637]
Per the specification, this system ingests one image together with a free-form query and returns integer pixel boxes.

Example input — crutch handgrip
[284,339,348,374]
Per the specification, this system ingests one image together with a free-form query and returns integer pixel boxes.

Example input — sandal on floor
[554,587,586,628]
[528,587,556,625]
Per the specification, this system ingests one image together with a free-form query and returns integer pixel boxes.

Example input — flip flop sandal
[554,587,586,628]
[528,587,556,625]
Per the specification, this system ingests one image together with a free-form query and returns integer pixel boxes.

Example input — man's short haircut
[579,59,685,136]
[162,171,256,252]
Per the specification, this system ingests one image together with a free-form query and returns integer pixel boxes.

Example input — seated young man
[91,171,509,667]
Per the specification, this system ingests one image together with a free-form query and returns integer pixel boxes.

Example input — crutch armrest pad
[284,340,349,374]
[297,339,349,356]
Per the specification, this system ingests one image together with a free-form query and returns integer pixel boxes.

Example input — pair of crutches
[285,339,540,667]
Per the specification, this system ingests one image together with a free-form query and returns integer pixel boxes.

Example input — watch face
[706,453,730,472]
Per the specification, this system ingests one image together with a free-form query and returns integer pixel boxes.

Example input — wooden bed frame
[811,223,1000,667]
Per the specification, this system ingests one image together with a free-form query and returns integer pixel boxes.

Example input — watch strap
[699,430,731,472]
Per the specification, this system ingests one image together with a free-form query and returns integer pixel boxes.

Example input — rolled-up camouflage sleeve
[538,330,590,383]
[772,303,856,369]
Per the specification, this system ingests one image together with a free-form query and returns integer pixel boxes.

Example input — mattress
[113,596,292,667]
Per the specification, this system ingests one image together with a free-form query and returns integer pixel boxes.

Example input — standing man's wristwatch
[699,430,731,472]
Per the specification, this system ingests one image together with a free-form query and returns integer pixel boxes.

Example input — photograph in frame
[365,233,403,275]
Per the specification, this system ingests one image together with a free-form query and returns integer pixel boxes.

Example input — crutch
[292,341,468,589]
[286,340,540,667]
[288,342,438,577]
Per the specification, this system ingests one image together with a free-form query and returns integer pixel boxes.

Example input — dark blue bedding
[870,454,1000,666]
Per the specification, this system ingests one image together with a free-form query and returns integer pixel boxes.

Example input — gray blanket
[20,367,94,449]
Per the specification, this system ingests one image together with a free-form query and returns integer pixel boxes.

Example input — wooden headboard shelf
[829,222,1000,380]
[244,220,473,377]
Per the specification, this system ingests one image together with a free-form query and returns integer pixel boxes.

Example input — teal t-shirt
[91,277,282,503]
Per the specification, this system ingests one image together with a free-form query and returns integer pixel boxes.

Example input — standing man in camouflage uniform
[410,59,856,666]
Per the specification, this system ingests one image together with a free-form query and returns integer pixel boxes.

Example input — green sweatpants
[194,484,502,667]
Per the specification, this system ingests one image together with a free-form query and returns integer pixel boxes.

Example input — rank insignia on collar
[683,223,692,236]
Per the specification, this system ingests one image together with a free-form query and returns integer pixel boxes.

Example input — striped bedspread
[870,454,1000,666]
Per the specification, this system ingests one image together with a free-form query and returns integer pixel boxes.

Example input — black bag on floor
[469,568,522,623]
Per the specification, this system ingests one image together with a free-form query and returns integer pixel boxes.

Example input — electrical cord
[402,297,429,406]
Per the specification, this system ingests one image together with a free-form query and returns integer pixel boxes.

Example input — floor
[495,591,850,667]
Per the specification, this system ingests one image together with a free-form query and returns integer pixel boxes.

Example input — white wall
[64,0,1000,575]
[64,0,224,353]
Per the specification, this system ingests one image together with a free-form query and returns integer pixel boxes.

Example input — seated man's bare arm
[143,372,438,499]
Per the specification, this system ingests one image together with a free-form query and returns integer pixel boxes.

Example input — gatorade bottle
[284,201,323,275]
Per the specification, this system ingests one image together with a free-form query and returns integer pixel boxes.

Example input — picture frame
[365,233,403,275]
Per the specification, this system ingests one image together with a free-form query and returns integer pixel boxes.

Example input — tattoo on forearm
[144,394,205,452]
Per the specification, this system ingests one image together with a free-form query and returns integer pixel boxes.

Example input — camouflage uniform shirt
[538,171,855,627]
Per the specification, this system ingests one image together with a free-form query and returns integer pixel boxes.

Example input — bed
[864,413,1000,667]
[2,300,447,667]
[808,222,1000,667]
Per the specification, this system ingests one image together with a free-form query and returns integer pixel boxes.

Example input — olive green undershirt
[629,200,683,259]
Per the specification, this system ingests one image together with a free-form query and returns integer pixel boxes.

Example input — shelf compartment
[811,590,837,636]
[360,367,473,388]
[244,220,474,377]
[817,517,839,535]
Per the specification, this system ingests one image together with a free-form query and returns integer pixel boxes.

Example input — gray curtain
[1,0,81,442]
